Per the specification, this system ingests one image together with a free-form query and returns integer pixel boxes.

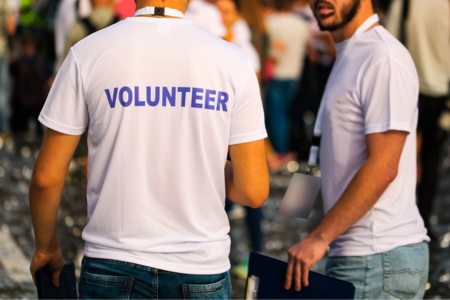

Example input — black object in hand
[35,262,77,299]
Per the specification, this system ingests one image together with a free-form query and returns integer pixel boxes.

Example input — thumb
[52,268,61,287]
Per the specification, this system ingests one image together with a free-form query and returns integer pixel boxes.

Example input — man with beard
[284,0,429,298]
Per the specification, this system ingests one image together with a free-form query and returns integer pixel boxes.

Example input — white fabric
[39,17,267,274]
[386,0,450,96]
[319,26,429,257]
[314,15,380,138]
[232,19,260,72]
[54,0,77,70]
[185,0,225,37]
[54,0,92,71]
[266,13,310,79]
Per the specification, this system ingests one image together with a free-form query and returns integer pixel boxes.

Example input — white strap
[134,6,185,18]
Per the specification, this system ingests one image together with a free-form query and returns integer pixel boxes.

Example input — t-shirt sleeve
[229,61,267,145]
[360,56,418,134]
[39,49,88,135]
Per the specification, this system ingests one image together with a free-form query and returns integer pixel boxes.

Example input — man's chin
[318,20,337,31]
[316,13,336,29]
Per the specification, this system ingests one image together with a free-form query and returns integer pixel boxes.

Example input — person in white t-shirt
[0,0,18,133]
[54,0,92,71]
[185,0,225,37]
[216,0,260,74]
[386,0,450,239]
[284,0,429,298]
[264,0,310,157]
[28,0,269,298]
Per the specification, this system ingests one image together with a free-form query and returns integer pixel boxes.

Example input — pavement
[0,133,449,299]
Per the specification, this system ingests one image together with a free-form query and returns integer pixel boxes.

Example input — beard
[313,0,361,32]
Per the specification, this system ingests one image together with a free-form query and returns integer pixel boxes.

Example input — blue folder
[246,252,355,299]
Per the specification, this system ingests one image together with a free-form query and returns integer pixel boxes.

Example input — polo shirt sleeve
[360,56,419,135]
[229,61,267,145]
[39,49,88,135]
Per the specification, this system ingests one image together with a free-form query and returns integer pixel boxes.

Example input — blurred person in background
[291,0,335,160]
[64,0,119,57]
[0,0,18,135]
[217,0,260,74]
[115,0,136,19]
[233,0,267,69]
[9,32,51,138]
[54,0,92,70]
[16,0,57,64]
[264,0,310,170]
[386,0,450,239]
[185,0,225,37]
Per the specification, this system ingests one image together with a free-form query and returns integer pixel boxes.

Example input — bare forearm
[225,161,250,206]
[225,160,268,208]
[29,183,64,252]
[311,158,396,244]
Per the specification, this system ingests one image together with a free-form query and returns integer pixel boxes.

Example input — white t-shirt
[266,13,310,80]
[185,0,225,37]
[319,26,429,257]
[39,17,267,275]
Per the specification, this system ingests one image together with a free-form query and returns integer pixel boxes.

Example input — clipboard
[245,252,355,299]
[35,262,77,299]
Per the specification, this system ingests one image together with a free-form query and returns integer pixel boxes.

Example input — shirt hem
[328,236,430,257]
[365,121,411,135]
[83,246,231,275]
[39,114,86,135]
[229,130,267,145]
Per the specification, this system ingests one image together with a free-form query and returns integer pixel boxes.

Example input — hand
[30,247,64,287]
[284,234,329,291]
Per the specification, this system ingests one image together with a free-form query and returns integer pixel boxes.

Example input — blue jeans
[265,79,297,153]
[326,242,429,299]
[78,257,232,299]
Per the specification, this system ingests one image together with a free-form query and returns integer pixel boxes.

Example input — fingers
[284,254,294,290]
[285,247,310,292]
[302,265,309,288]
[52,269,61,287]
[294,259,301,291]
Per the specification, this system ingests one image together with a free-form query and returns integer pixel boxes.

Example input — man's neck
[136,0,187,13]
[331,10,377,43]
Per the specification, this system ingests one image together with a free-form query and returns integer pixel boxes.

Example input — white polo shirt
[319,26,429,257]
[39,17,267,274]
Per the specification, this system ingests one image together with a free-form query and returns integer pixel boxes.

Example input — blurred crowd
[0,0,449,281]
[0,0,400,161]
